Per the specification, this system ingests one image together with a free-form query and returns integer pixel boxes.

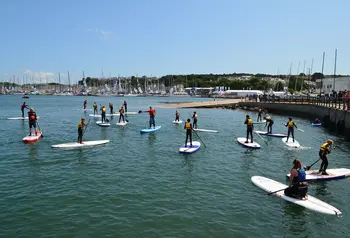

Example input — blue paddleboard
[255,130,287,137]
[311,122,322,127]
[140,126,161,134]
[179,141,201,154]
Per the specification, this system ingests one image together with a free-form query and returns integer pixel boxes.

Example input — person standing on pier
[285,117,297,142]
[93,102,98,115]
[109,102,114,114]
[264,115,274,134]
[184,118,193,147]
[192,112,198,129]
[124,100,127,113]
[101,106,107,123]
[21,102,29,118]
[244,115,254,143]
[318,139,333,175]
[257,108,263,122]
[175,110,180,122]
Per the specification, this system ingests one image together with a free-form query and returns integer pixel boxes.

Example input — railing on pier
[244,96,349,111]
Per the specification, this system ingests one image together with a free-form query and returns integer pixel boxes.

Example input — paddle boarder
[83,100,87,110]
[284,159,308,199]
[244,115,254,143]
[21,102,29,118]
[93,102,98,115]
[175,110,180,122]
[257,108,263,122]
[192,112,198,129]
[285,117,298,142]
[118,106,125,123]
[144,106,156,128]
[28,108,38,136]
[100,106,107,123]
[124,100,127,113]
[318,139,333,175]
[184,118,193,147]
[77,118,87,144]
[264,115,273,133]
[109,102,114,114]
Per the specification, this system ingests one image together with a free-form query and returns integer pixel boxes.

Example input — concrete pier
[238,102,350,140]
[158,99,240,108]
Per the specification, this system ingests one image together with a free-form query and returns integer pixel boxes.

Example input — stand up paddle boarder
[264,115,273,134]
[285,117,297,142]
[93,102,98,115]
[118,106,125,123]
[109,102,114,114]
[284,159,308,199]
[123,100,127,113]
[175,110,180,122]
[77,118,87,144]
[192,111,198,129]
[101,106,107,123]
[257,108,263,122]
[318,139,333,175]
[244,115,254,143]
[21,102,29,118]
[184,118,193,147]
[28,108,38,136]
[83,100,87,110]
[144,106,156,128]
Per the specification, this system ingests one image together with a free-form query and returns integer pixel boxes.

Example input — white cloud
[84,27,113,39]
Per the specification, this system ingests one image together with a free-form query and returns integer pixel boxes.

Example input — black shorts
[29,120,36,128]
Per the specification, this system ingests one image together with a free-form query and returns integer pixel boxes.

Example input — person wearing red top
[144,106,156,128]
[21,102,29,118]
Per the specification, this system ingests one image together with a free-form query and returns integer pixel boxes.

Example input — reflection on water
[147,133,156,146]
[282,203,308,236]
[28,144,38,160]
[312,181,329,197]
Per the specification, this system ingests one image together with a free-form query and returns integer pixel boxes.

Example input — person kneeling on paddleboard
[78,118,86,144]
[175,110,180,122]
[285,117,297,142]
[244,115,254,143]
[264,116,273,134]
[144,106,156,128]
[119,106,125,123]
[28,108,38,136]
[93,102,98,115]
[284,159,308,199]
[192,112,198,129]
[319,139,333,175]
[101,106,107,123]
[21,102,29,118]
[313,118,321,124]
[184,118,193,147]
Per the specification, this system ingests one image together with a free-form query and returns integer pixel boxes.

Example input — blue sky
[0,0,349,83]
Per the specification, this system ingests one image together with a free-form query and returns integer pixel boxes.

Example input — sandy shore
[157,99,241,108]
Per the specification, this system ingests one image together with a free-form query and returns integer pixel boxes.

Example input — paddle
[254,130,268,145]
[36,121,44,137]
[182,114,207,148]
[82,118,91,136]
[304,159,320,171]
[267,188,286,195]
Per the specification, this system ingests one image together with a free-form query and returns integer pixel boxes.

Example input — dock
[158,99,241,108]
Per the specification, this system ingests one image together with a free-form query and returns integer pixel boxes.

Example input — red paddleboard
[22,131,42,143]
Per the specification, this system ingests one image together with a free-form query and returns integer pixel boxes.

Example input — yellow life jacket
[320,143,329,151]
[194,114,198,119]
[102,107,106,113]
[287,121,294,127]
[185,122,191,130]
[119,108,124,114]
[266,116,271,121]
[78,121,83,128]
[93,104,97,108]
[247,118,253,126]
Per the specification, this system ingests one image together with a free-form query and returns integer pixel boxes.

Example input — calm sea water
[0,95,350,238]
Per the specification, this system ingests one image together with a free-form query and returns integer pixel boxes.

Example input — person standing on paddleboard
[192,112,198,129]
[101,106,107,123]
[83,100,87,110]
[318,139,333,175]
[77,118,86,144]
[93,102,98,115]
[244,115,254,143]
[184,118,193,147]
[21,102,29,118]
[144,106,156,128]
[124,101,127,113]
[264,115,273,134]
[28,108,38,136]
[175,110,180,122]
[284,159,308,199]
[119,106,125,123]
[257,108,263,122]
[285,117,297,142]
[109,102,114,114]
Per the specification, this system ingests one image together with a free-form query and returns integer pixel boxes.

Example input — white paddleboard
[173,120,183,124]
[140,126,161,134]
[116,121,128,126]
[255,131,287,137]
[89,113,119,117]
[125,112,138,115]
[287,168,350,182]
[51,140,110,148]
[193,128,218,133]
[22,131,42,143]
[251,176,341,215]
[96,121,110,127]
[89,114,101,117]
[253,120,266,124]
[312,122,322,127]
[7,116,40,120]
[236,137,261,149]
[179,141,201,154]
[282,137,300,148]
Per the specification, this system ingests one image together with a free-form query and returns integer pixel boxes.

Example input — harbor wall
[238,102,350,140]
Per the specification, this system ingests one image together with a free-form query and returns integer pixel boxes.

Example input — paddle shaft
[254,130,268,145]
[36,121,43,137]
[82,118,91,135]
[305,159,320,170]
[267,188,286,195]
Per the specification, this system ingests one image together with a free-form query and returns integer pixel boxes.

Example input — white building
[315,77,350,94]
